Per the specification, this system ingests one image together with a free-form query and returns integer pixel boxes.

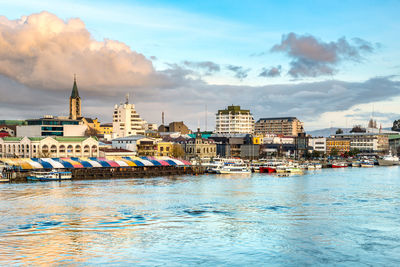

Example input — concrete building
[185,129,217,159]
[309,137,326,153]
[255,117,304,136]
[334,133,389,154]
[16,116,87,137]
[111,135,147,153]
[112,96,146,138]
[157,142,174,157]
[215,105,254,134]
[0,136,99,158]
[158,121,190,135]
[69,76,81,120]
[99,123,113,140]
[389,135,400,155]
[326,138,350,155]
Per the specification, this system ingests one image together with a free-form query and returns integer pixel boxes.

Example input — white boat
[206,158,245,173]
[27,170,72,181]
[378,154,399,166]
[215,161,251,174]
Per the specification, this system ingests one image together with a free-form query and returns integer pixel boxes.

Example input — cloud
[226,65,251,80]
[183,60,220,76]
[0,12,399,132]
[0,11,159,93]
[271,32,375,77]
[259,65,282,77]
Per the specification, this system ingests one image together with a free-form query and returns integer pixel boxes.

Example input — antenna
[205,104,208,132]
[125,93,129,104]
[162,111,165,125]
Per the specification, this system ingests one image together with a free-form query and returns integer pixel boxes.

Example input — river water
[1,167,400,266]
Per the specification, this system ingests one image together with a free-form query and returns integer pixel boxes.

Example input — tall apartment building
[215,105,254,134]
[255,117,304,136]
[112,96,146,138]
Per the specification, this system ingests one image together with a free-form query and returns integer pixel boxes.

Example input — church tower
[69,75,81,120]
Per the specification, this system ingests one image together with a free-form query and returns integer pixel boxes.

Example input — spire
[71,74,80,99]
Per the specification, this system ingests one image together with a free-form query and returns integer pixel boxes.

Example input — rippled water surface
[1,167,400,266]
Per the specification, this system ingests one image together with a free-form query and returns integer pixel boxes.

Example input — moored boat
[27,170,72,181]
[332,162,348,168]
[377,154,399,166]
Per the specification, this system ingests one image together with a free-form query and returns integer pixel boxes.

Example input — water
[1,167,400,266]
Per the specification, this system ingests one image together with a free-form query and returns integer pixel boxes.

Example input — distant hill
[306,127,393,137]
[306,128,351,137]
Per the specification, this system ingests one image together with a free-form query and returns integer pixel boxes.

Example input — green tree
[335,128,343,134]
[330,147,339,156]
[171,144,185,158]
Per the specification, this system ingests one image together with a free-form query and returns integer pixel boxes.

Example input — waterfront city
[1,1,400,266]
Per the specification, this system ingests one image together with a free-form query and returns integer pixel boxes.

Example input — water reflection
[0,167,400,265]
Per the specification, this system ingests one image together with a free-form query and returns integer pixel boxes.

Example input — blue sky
[0,0,399,130]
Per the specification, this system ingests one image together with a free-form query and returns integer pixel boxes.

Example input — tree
[85,127,100,137]
[311,150,321,158]
[348,148,360,157]
[350,125,366,133]
[330,147,338,156]
[171,144,185,158]
[336,128,343,134]
[392,120,400,132]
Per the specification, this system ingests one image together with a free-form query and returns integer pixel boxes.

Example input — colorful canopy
[0,156,190,170]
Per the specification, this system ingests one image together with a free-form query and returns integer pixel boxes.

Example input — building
[309,137,326,153]
[16,116,87,137]
[81,117,100,132]
[215,105,254,134]
[69,76,82,120]
[111,135,147,154]
[136,138,158,156]
[185,129,216,159]
[112,96,146,138]
[0,136,99,158]
[389,135,400,155]
[326,138,350,155]
[99,148,136,157]
[99,123,113,140]
[158,121,191,135]
[255,117,304,136]
[157,142,173,157]
[169,121,191,134]
[334,133,389,154]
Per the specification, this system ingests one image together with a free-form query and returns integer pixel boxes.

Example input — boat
[286,167,304,174]
[259,166,276,173]
[377,154,399,166]
[215,163,251,174]
[361,161,374,168]
[331,162,348,168]
[351,161,361,167]
[27,170,72,181]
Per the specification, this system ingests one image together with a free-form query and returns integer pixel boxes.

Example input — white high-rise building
[215,105,254,134]
[112,95,146,138]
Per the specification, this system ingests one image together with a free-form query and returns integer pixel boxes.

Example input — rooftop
[217,105,251,115]
[257,117,298,122]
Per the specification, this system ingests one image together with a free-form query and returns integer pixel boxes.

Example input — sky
[0,0,399,131]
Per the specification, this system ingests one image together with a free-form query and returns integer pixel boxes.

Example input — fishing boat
[27,170,72,181]
[331,162,348,168]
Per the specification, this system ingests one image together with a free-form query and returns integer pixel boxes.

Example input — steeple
[71,74,80,99]
[69,74,82,120]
